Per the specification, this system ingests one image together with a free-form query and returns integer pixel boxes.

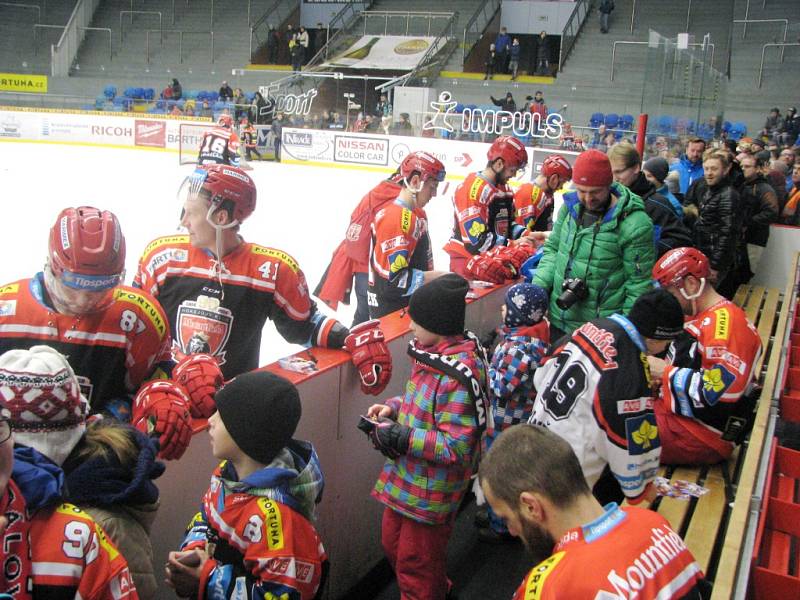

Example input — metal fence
[461,0,501,66]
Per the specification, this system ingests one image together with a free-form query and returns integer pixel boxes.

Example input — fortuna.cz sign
[423,91,564,139]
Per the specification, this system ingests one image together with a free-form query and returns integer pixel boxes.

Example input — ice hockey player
[240,117,262,161]
[480,425,706,598]
[445,135,538,284]
[135,164,392,395]
[197,114,241,166]
[649,247,763,464]
[528,288,685,505]
[514,154,573,231]
[368,151,450,318]
[0,206,172,421]
[315,167,404,326]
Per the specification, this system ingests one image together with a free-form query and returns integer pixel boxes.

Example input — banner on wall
[0,73,47,93]
[322,35,443,70]
[0,108,209,151]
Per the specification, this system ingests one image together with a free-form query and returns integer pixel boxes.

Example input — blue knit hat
[504,283,549,327]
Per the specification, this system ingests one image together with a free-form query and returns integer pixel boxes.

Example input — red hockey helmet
[399,151,446,183]
[218,114,233,128]
[184,164,256,225]
[487,135,528,170]
[653,247,710,287]
[48,206,125,289]
[542,154,573,180]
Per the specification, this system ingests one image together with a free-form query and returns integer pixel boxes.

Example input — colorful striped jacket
[372,335,486,525]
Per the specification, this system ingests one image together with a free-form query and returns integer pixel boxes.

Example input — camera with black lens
[556,278,589,310]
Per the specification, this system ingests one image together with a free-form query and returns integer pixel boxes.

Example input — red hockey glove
[465,253,515,284]
[132,380,193,461]
[495,244,536,270]
[345,319,392,396]
[173,354,223,419]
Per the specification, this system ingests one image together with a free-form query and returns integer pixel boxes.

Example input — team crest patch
[175,295,233,365]
[625,414,660,455]
[388,250,409,274]
[702,364,736,405]
[464,218,486,244]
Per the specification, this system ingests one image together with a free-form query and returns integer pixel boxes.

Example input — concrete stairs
[0,1,77,74]
[71,0,253,78]
[431,0,800,138]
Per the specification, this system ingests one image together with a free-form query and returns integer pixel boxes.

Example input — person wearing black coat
[684,150,742,298]
[737,154,779,277]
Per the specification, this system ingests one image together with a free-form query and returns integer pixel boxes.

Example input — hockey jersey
[660,298,762,456]
[512,504,704,600]
[180,442,327,600]
[134,235,342,380]
[0,275,171,416]
[368,198,433,318]
[514,182,555,232]
[3,447,138,600]
[446,172,522,260]
[198,127,241,166]
[529,315,661,502]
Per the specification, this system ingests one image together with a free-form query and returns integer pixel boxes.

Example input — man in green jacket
[533,149,655,338]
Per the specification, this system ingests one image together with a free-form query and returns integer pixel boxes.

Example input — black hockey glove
[361,417,411,460]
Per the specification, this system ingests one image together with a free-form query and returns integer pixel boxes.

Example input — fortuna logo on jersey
[175,295,233,364]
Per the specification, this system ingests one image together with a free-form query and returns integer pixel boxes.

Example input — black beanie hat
[408,274,469,336]
[627,288,684,340]
[214,371,301,465]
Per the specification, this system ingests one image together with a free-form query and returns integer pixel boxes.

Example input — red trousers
[381,507,453,600]
[654,402,732,465]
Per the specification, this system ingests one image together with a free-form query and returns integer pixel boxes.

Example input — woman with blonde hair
[63,419,164,600]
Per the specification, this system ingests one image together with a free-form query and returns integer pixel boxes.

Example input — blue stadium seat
[619,114,634,130]
[721,121,732,134]
[143,88,155,100]
[657,115,676,135]
[589,112,604,128]
[604,113,620,129]
[103,85,117,99]
[213,101,225,112]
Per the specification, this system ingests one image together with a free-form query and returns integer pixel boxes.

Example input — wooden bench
[623,275,794,588]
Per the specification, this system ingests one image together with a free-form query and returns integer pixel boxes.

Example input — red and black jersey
[447,172,520,259]
[181,455,327,600]
[660,298,762,453]
[514,182,555,231]
[198,127,241,166]
[512,504,704,600]
[0,275,171,415]
[529,315,661,502]
[135,235,342,380]
[241,125,258,148]
[368,198,433,318]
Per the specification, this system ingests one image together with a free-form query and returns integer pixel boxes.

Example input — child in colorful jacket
[362,274,491,600]
[480,283,550,541]
[165,371,327,600]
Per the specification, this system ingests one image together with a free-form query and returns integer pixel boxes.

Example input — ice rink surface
[0,143,458,366]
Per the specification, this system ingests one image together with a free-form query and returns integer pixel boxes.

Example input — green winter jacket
[533,183,655,335]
